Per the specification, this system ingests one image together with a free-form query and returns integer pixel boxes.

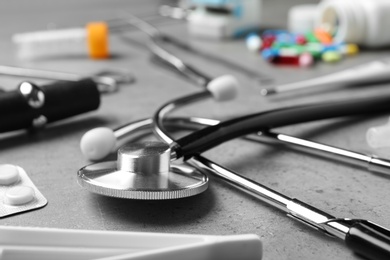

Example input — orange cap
[86,22,109,59]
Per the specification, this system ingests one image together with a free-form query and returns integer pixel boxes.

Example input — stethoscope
[77,15,390,260]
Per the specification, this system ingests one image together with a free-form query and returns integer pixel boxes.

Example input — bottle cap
[86,22,109,59]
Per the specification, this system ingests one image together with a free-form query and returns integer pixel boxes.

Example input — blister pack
[0,164,47,217]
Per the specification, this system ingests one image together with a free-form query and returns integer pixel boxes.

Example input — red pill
[260,35,276,50]
[271,52,313,67]
[295,35,307,45]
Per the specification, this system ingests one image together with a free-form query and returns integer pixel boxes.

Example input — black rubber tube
[175,94,390,159]
[345,220,390,260]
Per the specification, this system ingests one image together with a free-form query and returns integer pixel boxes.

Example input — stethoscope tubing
[153,94,390,260]
[113,115,390,260]
[175,93,390,159]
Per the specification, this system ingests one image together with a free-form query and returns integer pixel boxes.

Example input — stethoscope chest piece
[77,142,208,200]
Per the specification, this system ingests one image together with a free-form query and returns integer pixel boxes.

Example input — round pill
[322,51,341,63]
[4,186,35,206]
[340,44,359,56]
[299,52,314,67]
[0,164,20,185]
[246,34,262,52]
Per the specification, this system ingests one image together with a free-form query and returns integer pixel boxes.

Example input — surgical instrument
[121,13,272,85]
[0,65,134,93]
[260,59,390,96]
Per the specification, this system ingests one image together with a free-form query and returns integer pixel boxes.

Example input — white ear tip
[366,119,390,149]
[80,127,116,161]
[206,75,239,101]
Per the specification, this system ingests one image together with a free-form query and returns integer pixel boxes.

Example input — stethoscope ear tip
[80,127,116,161]
[206,75,239,102]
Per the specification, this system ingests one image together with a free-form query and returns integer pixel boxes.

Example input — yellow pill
[322,51,342,63]
[341,44,359,56]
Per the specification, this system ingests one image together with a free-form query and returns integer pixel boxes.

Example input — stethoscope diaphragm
[77,142,208,199]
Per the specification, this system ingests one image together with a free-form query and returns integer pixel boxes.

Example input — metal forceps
[0,65,135,93]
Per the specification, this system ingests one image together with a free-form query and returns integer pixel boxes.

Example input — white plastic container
[12,22,110,60]
[316,0,390,47]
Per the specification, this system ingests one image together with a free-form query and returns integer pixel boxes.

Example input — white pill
[4,186,35,206]
[0,164,20,185]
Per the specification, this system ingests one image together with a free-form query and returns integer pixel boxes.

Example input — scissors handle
[345,220,390,260]
[0,78,100,133]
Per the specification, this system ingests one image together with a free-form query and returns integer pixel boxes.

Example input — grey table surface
[1,0,390,259]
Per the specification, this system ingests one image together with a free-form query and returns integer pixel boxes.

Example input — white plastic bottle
[316,0,390,47]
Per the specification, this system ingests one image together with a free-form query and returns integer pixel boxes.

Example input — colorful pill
[278,47,301,56]
[246,33,262,52]
[276,33,295,44]
[339,44,359,56]
[295,35,307,45]
[0,164,20,185]
[322,44,339,52]
[322,51,342,62]
[261,48,278,60]
[260,35,276,50]
[304,43,323,58]
[299,52,314,67]
[305,32,319,43]
[314,28,333,44]
[271,52,313,67]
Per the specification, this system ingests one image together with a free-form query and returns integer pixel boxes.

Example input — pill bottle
[316,0,390,47]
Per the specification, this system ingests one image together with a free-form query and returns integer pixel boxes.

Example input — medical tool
[0,164,47,217]
[78,88,390,260]
[78,13,390,259]
[0,226,262,260]
[260,59,390,96]
[120,13,272,84]
[0,79,100,133]
[0,65,134,93]
[78,75,238,199]
[0,64,135,133]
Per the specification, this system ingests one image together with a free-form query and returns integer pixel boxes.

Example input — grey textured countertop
[1,0,390,259]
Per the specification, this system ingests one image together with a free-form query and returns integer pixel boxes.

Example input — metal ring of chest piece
[77,142,208,199]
